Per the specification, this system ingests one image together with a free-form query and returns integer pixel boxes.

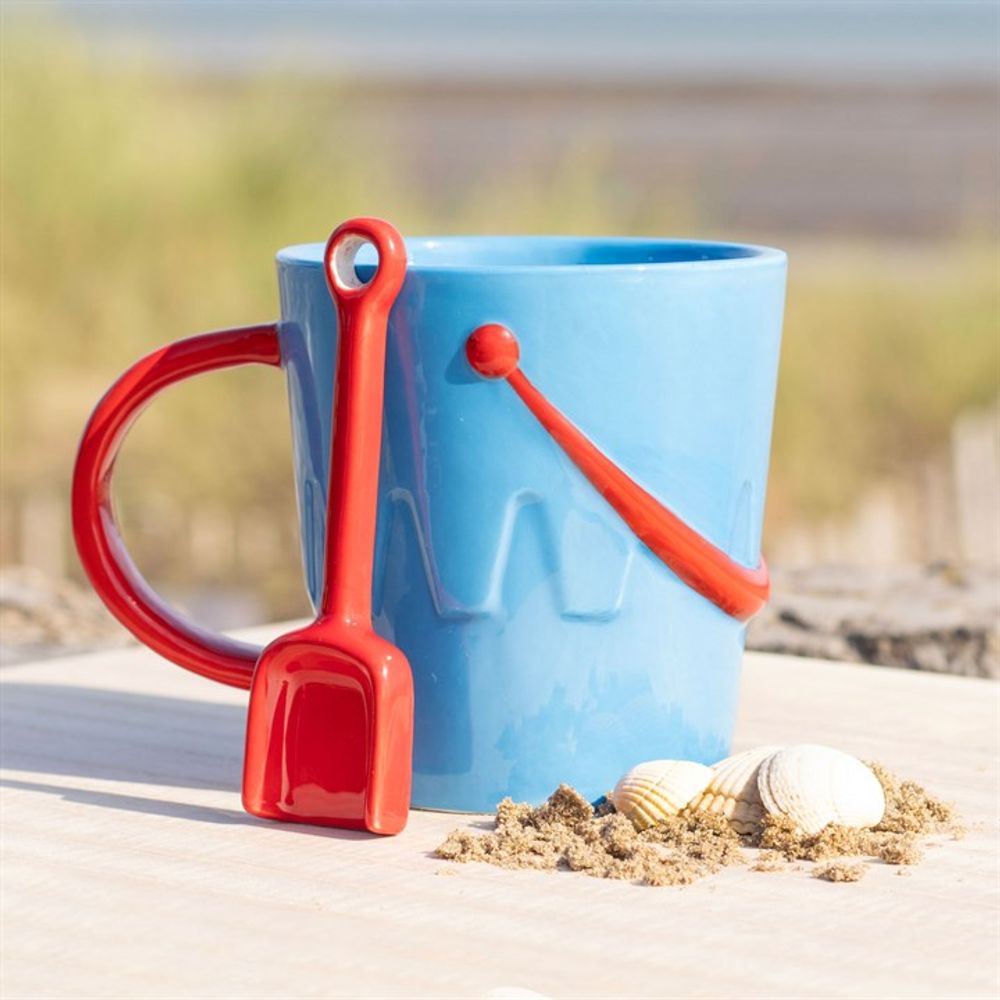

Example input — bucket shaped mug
[73,222,786,814]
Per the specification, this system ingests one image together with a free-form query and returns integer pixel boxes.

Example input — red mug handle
[71,324,281,689]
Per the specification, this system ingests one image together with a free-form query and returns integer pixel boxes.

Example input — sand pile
[436,785,744,887]
[434,763,958,888]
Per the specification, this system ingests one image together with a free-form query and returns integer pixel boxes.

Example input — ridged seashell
[757,744,886,835]
[687,745,782,834]
[611,760,713,831]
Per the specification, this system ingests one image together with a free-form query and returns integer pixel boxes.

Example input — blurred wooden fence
[771,402,999,569]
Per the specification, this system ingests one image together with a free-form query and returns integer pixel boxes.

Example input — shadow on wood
[0,683,384,840]
[0,776,376,841]
[0,682,245,789]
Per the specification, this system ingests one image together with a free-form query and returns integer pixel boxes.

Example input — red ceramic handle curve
[71,324,282,688]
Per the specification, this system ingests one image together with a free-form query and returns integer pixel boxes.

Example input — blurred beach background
[1,1,997,661]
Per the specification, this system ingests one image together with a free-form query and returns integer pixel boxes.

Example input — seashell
[611,760,713,831]
[757,744,886,835]
[687,745,782,834]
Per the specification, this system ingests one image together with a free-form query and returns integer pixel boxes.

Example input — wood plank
[2,627,997,999]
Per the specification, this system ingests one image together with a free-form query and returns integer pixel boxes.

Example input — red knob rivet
[466,324,520,379]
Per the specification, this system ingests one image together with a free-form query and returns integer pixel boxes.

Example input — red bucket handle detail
[71,324,282,688]
[465,323,770,622]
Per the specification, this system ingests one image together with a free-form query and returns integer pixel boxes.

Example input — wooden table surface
[2,624,997,999]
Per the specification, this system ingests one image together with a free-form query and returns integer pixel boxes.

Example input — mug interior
[277,236,782,274]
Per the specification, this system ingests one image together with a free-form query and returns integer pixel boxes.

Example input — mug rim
[276,235,786,274]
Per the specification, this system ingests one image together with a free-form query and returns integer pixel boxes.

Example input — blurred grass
[771,243,997,524]
[2,22,997,616]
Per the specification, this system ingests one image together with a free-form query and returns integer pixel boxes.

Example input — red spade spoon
[242,218,413,834]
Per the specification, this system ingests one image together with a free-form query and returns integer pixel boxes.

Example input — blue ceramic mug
[74,231,785,812]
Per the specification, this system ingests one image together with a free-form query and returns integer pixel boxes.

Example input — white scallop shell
[687,745,782,833]
[611,760,713,831]
[757,744,886,835]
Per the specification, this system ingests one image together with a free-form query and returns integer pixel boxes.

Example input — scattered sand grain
[751,850,788,873]
[814,862,867,883]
